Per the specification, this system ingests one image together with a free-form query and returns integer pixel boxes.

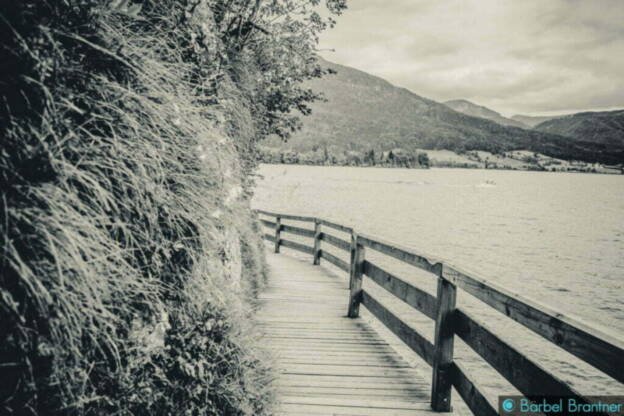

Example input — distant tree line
[258,146,430,168]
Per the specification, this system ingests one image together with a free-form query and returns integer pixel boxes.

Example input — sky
[318,0,624,117]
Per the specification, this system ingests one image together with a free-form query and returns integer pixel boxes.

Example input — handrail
[256,209,316,222]
[358,233,441,274]
[319,218,353,233]
[362,260,437,319]
[281,223,315,238]
[254,209,624,415]
[441,263,624,383]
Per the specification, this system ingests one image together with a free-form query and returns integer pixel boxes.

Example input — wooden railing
[254,209,624,415]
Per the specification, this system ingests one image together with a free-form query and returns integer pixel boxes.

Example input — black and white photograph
[1,1,623,415]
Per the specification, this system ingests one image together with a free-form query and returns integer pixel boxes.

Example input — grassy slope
[264,59,621,164]
[0,2,272,415]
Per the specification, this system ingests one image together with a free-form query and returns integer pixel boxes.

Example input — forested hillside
[0,1,344,414]
[261,59,622,164]
[534,110,624,159]
[444,99,527,128]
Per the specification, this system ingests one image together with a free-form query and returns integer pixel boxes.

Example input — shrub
[1,0,348,412]
[0,1,274,414]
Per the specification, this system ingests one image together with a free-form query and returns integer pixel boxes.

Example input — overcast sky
[318,0,624,117]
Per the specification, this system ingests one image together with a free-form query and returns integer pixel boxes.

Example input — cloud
[319,0,624,116]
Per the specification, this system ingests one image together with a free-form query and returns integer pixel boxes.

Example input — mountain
[511,114,561,128]
[444,99,528,128]
[534,110,624,154]
[262,58,622,164]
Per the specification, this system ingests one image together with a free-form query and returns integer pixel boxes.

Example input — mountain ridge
[444,99,528,128]
[534,109,624,150]
[511,114,561,127]
[262,58,622,165]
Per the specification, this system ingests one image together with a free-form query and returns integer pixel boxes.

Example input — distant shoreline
[258,162,623,175]
[258,147,623,175]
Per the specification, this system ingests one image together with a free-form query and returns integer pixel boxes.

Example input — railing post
[313,219,321,265]
[274,216,281,253]
[431,263,457,412]
[347,232,365,318]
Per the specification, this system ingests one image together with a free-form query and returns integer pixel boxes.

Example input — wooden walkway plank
[258,251,440,415]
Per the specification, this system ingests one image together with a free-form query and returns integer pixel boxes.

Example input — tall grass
[0,1,272,414]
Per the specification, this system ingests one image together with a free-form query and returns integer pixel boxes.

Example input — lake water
[252,164,624,396]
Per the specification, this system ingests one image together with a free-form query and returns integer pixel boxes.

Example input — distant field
[423,149,621,174]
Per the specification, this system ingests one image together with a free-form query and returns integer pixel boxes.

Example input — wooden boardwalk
[255,209,624,416]
[258,251,436,415]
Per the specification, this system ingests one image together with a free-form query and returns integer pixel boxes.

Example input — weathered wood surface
[453,308,600,410]
[363,260,437,320]
[258,209,317,222]
[449,362,497,416]
[319,218,353,233]
[274,216,281,253]
[257,251,441,415]
[313,220,321,265]
[280,239,315,255]
[430,271,457,412]
[255,209,624,415]
[442,264,624,383]
[319,232,351,252]
[361,291,435,366]
[348,237,365,318]
[260,219,276,229]
[320,250,350,272]
[282,223,316,238]
[358,233,440,275]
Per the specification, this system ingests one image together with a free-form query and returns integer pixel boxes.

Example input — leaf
[109,0,142,18]
[109,0,124,9]
[127,4,142,17]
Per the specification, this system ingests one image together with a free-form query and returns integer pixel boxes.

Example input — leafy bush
[0,2,283,415]
[1,0,346,412]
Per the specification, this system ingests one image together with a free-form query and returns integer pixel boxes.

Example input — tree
[345,150,363,166]
[364,149,376,166]
[417,152,430,168]
[213,0,348,141]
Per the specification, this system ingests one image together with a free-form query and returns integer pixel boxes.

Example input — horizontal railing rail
[320,250,350,272]
[363,260,437,320]
[254,209,624,415]
[361,290,436,366]
[319,232,351,252]
[281,223,315,238]
[259,219,276,229]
